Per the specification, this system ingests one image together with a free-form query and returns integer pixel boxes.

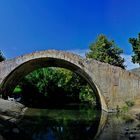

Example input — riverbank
[128,98,140,115]
[0,98,27,123]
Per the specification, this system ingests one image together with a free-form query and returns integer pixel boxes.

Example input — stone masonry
[0,50,140,112]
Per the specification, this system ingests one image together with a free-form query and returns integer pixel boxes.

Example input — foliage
[86,34,125,69]
[79,85,96,106]
[129,33,140,65]
[15,67,96,107]
[0,50,5,62]
[120,105,129,113]
[125,100,134,107]
[13,85,22,93]
[121,115,134,123]
[117,100,134,113]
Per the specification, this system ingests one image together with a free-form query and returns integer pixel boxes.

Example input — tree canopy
[13,67,96,108]
[129,33,140,65]
[0,50,5,62]
[86,34,125,69]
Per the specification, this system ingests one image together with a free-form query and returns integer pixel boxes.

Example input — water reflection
[97,113,140,140]
[20,108,102,140]
[0,108,105,140]
[2,108,140,140]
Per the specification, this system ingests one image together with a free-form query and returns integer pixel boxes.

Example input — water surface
[1,107,140,140]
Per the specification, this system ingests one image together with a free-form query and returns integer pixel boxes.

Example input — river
[0,107,140,140]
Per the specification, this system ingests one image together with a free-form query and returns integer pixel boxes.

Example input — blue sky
[0,0,140,69]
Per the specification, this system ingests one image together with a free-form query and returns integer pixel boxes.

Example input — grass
[13,85,22,93]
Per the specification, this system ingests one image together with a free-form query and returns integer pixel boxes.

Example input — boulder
[0,98,26,122]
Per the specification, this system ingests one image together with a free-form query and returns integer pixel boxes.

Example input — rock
[124,131,129,135]
[12,128,19,133]
[129,134,136,140]
[0,98,25,122]
[0,135,5,140]
[125,127,129,131]
[137,124,140,127]
[0,98,24,112]
[133,128,137,130]
[124,127,129,135]
[135,113,140,120]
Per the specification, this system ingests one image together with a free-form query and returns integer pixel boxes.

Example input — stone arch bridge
[0,50,140,112]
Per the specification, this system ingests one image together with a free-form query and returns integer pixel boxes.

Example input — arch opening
[1,57,106,111]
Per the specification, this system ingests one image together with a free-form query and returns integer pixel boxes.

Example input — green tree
[0,50,5,62]
[86,34,125,69]
[129,33,140,65]
[14,67,96,107]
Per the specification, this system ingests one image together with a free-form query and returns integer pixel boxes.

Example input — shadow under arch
[1,57,107,111]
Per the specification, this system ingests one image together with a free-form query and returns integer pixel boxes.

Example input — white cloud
[122,54,139,70]
[67,49,139,70]
[66,49,88,58]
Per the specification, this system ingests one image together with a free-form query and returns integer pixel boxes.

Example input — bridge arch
[0,50,108,111]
